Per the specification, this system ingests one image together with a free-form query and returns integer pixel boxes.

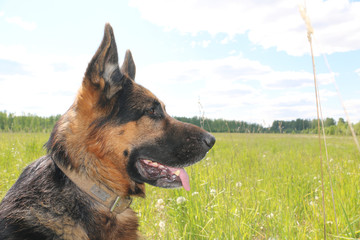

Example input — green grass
[1,133,359,239]
[0,132,49,197]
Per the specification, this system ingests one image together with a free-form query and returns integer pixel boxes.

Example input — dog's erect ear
[85,23,124,99]
[121,50,136,80]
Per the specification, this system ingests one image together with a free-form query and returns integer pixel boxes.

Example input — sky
[0,0,360,126]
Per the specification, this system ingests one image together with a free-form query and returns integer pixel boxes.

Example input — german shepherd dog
[0,24,215,240]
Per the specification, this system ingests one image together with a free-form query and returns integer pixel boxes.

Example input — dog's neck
[53,159,132,214]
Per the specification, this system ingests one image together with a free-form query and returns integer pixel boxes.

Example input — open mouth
[135,159,190,191]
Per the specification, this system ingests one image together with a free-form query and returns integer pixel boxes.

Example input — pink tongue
[169,167,190,191]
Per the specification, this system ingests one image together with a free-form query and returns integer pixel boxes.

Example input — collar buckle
[110,196,132,213]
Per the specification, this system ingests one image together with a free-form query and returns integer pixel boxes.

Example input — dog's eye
[146,108,155,115]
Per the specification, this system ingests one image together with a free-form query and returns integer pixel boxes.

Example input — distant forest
[176,116,360,135]
[1,111,360,135]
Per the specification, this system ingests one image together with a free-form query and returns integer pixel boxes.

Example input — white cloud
[135,55,339,123]
[356,68,360,76]
[202,40,211,48]
[0,43,354,123]
[189,40,211,48]
[221,36,230,45]
[0,44,89,116]
[130,0,360,56]
[256,71,334,89]
[343,99,360,121]
[5,16,37,31]
[0,41,343,123]
[0,11,4,17]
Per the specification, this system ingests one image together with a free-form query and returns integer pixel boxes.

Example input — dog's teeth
[152,162,158,167]
[159,165,165,169]
[143,160,152,164]
[174,170,180,176]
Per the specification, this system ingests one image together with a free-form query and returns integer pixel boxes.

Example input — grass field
[0,132,359,239]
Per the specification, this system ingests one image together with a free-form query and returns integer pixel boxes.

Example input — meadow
[0,132,359,239]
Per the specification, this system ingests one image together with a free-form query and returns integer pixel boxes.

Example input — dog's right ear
[85,23,125,99]
[121,50,136,81]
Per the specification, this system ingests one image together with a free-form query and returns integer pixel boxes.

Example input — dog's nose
[203,133,216,149]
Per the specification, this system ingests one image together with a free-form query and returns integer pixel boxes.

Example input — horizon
[0,110,356,127]
[1,0,359,125]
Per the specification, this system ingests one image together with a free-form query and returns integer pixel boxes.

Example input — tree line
[0,111,359,135]
[0,111,61,132]
[269,118,360,135]
[175,116,263,133]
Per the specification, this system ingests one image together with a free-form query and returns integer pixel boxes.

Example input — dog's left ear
[85,23,124,99]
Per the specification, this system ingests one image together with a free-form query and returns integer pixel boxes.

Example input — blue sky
[0,0,359,125]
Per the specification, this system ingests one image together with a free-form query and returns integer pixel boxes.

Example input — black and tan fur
[0,24,215,240]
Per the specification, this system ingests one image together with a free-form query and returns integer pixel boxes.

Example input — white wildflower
[155,198,165,210]
[235,182,242,188]
[210,189,216,195]
[156,198,164,205]
[176,196,186,204]
[191,192,199,196]
[266,213,274,218]
[159,220,165,231]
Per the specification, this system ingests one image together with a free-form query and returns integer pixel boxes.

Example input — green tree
[324,118,336,127]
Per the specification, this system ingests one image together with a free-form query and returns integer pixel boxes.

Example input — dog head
[47,24,215,196]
